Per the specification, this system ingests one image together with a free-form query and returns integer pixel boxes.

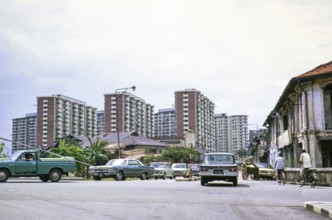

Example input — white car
[199,153,239,186]
[171,163,189,178]
[150,162,174,180]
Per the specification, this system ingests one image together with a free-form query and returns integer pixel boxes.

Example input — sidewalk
[304,201,332,219]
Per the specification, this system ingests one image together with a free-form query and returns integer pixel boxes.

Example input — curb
[304,201,332,219]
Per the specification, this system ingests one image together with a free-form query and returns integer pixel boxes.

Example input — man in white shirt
[299,149,311,179]
[274,152,285,184]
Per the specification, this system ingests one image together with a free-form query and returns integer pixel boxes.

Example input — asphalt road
[0,177,330,220]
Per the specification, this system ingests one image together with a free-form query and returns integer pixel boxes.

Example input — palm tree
[84,137,109,165]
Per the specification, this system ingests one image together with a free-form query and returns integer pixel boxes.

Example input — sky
[1,0,332,146]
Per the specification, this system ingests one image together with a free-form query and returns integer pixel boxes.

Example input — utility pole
[185,129,195,179]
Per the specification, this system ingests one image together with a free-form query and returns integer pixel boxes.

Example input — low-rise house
[264,60,332,186]
[69,132,166,160]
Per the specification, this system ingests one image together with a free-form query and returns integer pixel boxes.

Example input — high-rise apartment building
[215,114,248,155]
[175,89,215,152]
[36,94,97,147]
[154,108,176,137]
[12,113,37,150]
[97,110,105,135]
[214,113,229,152]
[104,92,154,137]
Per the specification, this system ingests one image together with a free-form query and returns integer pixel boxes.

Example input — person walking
[274,152,285,184]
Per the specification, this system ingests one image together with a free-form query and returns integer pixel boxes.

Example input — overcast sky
[1,0,332,145]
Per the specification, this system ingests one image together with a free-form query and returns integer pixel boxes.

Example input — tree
[49,139,86,177]
[143,154,163,165]
[236,148,248,160]
[84,137,110,165]
[161,147,200,163]
[0,142,7,158]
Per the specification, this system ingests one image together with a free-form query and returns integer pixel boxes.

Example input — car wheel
[140,172,147,180]
[155,177,158,180]
[93,176,102,181]
[49,169,62,182]
[233,178,238,186]
[0,169,9,182]
[163,173,166,180]
[115,171,124,181]
[39,175,49,182]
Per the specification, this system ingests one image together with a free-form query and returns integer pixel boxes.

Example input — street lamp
[115,86,136,159]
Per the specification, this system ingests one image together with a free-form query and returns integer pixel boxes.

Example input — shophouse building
[264,60,332,185]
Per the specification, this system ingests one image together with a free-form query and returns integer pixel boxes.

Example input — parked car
[254,162,275,180]
[89,159,154,181]
[171,163,189,178]
[150,162,174,180]
[199,152,239,186]
[189,164,200,176]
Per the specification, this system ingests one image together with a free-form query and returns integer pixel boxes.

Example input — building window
[321,141,332,167]
[283,115,288,131]
[324,84,332,129]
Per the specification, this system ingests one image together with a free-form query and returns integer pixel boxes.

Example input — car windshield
[204,155,235,164]
[151,163,166,168]
[106,159,127,166]
[173,164,186,168]
[255,163,268,168]
[191,164,199,169]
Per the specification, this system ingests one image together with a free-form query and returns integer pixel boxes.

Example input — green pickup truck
[0,150,76,182]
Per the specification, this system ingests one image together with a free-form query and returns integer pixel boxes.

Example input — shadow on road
[204,182,250,188]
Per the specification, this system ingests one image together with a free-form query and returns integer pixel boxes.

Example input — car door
[165,164,171,177]
[127,160,141,177]
[15,152,38,175]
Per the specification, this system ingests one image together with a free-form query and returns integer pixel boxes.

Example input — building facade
[12,113,37,150]
[154,108,176,137]
[175,89,215,152]
[104,92,154,137]
[97,110,105,136]
[264,61,332,185]
[215,113,248,155]
[36,94,97,147]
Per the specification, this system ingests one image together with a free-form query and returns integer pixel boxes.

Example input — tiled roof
[79,132,166,148]
[296,60,332,79]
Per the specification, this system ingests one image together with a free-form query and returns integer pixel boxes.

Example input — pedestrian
[274,152,285,183]
[299,149,311,179]
[242,160,249,180]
